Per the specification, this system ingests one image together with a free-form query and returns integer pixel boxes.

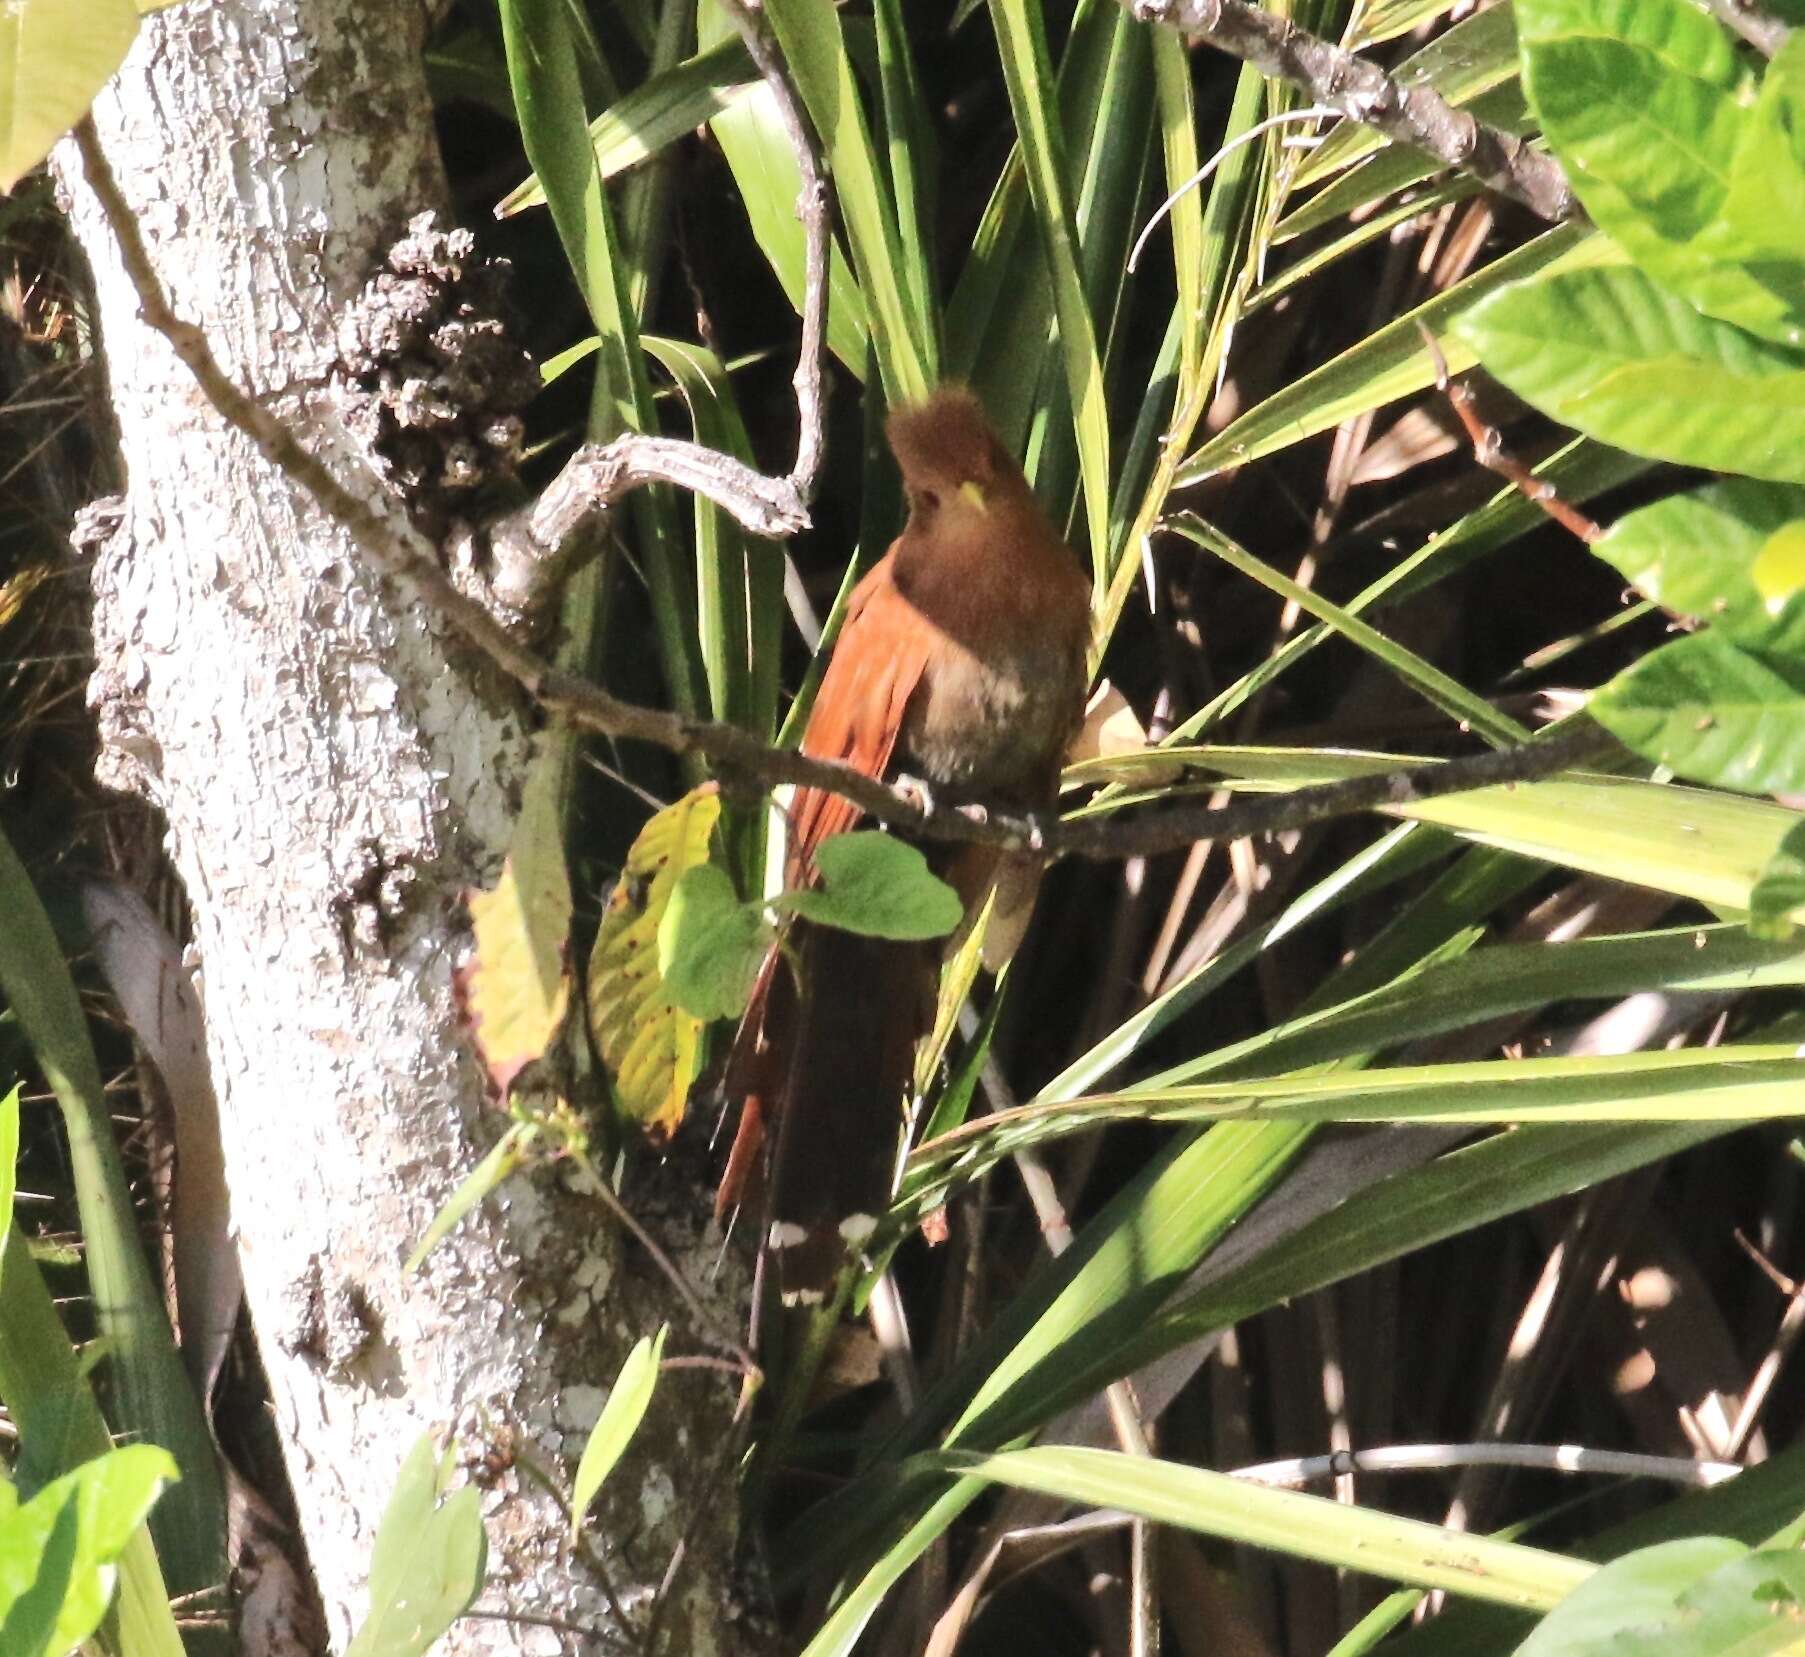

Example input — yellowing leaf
[1754,522,1805,613]
[587,784,720,1138]
[459,748,573,1096]
[0,0,139,192]
[0,563,50,630]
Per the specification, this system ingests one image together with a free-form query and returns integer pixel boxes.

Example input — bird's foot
[891,772,938,818]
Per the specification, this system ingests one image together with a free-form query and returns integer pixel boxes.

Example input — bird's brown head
[885,386,1029,532]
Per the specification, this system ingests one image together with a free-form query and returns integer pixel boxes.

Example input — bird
[718,385,1093,1307]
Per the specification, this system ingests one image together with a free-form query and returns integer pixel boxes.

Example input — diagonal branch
[1124,0,1580,226]
[74,112,1615,869]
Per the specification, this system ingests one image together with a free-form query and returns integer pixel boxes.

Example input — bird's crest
[885,386,1019,501]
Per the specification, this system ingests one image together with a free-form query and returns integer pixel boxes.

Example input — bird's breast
[899,629,1083,800]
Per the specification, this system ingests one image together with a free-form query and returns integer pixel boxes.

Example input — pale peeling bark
[57,3,748,1650]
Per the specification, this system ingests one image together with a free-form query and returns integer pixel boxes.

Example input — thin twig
[1693,0,1792,57]
[1233,1441,1742,1489]
[1421,324,1603,545]
[716,0,831,501]
[1124,0,1580,226]
[571,1143,759,1376]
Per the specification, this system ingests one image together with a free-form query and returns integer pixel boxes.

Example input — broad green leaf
[1513,1539,1805,1657]
[780,832,963,940]
[587,785,720,1137]
[1516,0,1743,87]
[658,864,769,1021]
[498,39,757,213]
[1752,821,1805,937]
[344,1437,487,1657]
[0,1206,182,1657]
[1514,0,1802,340]
[956,1446,1591,1611]
[1590,629,1805,794]
[1457,267,1805,483]
[461,745,573,1095]
[403,1124,533,1276]
[1720,35,1805,300]
[0,0,138,192]
[1593,480,1805,634]
[570,1326,667,1544]
[0,1445,178,1657]
[1180,223,1606,482]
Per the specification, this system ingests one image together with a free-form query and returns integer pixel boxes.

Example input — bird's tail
[754,919,935,1306]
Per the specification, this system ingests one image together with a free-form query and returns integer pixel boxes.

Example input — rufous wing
[785,559,934,884]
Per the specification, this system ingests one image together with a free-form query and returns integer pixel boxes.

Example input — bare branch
[74,115,1614,871]
[1124,0,1581,227]
[1693,0,1792,57]
[717,0,831,501]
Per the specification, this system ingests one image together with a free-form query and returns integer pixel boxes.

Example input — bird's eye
[915,488,940,514]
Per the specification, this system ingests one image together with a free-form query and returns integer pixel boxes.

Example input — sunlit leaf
[344,1437,487,1657]
[570,1326,667,1544]
[1593,481,1805,634]
[780,832,964,940]
[587,785,720,1137]
[955,1446,1590,1610]
[1515,0,1803,342]
[498,39,758,214]
[460,747,573,1095]
[0,0,137,193]
[1590,629,1805,794]
[403,1124,533,1275]
[1456,267,1805,484]
[1513,1539,1805,1657]
[0,1445,179,1657]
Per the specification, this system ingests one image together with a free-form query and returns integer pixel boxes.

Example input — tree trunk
[57,3,746,1649]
